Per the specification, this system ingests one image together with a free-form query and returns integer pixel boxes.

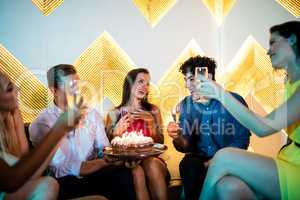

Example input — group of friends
[0,20,299,200]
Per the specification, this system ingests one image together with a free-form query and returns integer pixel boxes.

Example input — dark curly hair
[179,55,217,80]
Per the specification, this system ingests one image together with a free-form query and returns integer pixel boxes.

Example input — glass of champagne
[171,105,180,123]
[66,79,81,108]
[171,105,182,136]
[64,79,85,128]
[195,67,209,103]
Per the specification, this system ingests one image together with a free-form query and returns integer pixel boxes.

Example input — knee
[215,176,242,198]
[214,147,236,158]
[132,165,145,177]
[143,157,163,178]
[132,165,146,183]
[211,147,237,167]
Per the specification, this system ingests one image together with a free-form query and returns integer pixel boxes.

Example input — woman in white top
[0,72,85,200]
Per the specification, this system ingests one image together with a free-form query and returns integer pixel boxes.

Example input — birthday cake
[111,131,154,153]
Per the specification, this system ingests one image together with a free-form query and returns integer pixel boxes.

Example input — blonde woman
[0,72,84,200]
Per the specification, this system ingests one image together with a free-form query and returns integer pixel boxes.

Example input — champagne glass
[66,79,81,108]
[64,79,85,129]
[171,104,182,136]
[195,67,209,103]
[171,104,180,123]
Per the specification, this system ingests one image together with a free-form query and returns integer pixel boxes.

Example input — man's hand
[167,122,181,139]
[104,155,124,166]
[125,160,141,168]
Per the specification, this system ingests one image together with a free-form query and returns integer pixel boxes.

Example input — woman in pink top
[106,68,169,200]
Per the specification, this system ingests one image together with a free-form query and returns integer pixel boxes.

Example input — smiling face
[267,32,295,70]
[184,71,197,100]
[131,72,150,100]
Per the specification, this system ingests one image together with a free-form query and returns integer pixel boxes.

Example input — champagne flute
[64,79,85,129]
[171,104,182,136]
[66,79,81,108]
[195,67,209,103]
[171,104,180,123]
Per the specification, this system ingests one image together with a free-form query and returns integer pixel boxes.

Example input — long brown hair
[117,68,153,111]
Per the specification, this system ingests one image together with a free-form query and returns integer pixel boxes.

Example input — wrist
[173,133,182,140]
[52,118,69,135]
[216,86,226,101]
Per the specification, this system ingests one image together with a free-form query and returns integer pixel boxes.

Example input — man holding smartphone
[167,55,251,200]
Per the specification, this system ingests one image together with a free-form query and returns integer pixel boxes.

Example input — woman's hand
[130,109,154,123]
[114,114,131,136]
[56,97,86,133]
[196,75,224,101]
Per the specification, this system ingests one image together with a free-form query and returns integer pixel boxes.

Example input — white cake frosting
[111,130,153,146]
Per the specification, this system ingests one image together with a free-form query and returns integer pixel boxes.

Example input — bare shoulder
[150,105,161,118]
[151,104,160,113]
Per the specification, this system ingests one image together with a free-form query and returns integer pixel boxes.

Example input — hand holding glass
[171,105,182,136]
[195,67,209,103]
[171,105,180,123]
[66,79,81,108]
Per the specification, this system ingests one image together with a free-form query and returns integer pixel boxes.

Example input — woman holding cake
[106,68,169,200]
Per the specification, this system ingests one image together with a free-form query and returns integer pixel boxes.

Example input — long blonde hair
[0,73,22,156]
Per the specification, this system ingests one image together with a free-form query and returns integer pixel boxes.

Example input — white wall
[0,0,296,84]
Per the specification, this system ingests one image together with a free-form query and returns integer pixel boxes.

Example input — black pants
[56,165,136,200]
[179,153,211,200]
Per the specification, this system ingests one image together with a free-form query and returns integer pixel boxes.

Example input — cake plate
[104,143,167,160]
